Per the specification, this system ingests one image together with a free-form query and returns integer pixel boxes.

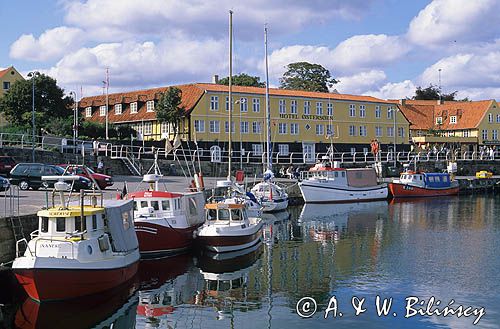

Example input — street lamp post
[390,107,398,168]
[69,91,78,154]
[28,71,40,162]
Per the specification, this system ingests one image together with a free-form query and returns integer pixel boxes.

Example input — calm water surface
[3,195,500,329]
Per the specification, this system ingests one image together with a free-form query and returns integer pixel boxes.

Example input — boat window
[443,176,449,182]
[56,217,66,232]
[334,172,338,178]
[133,201,138,211]
[419,176,422,180]
[231,209,242,221]
[219,209,230,221]
[219,280,231,290]
[92,215,98,230]
[188,198,198,216]
[341,172,345,178]
[141,201,148,208]
[162,200,170,211]
[207,280,218,290]
[75,216,82,232]
[207,209,217,221]
[122,211,131,230]
[151,201,159,210]
[40,217,48,233]
[231,278,243,289]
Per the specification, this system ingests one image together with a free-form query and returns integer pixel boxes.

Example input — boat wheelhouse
[13,183,139,301]
[196,202,263,253]
[389,171,459,198]
[298,163,388,203]
[127,174,205,258]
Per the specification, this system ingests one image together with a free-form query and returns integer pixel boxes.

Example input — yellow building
[79,83,410,162]
[396,99,500,152]
[0,66,25,127]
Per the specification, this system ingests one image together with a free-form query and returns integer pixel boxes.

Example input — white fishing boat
[12,177,140,301]
[126,157,205,258]
[298,159,388,203]
[250,27,289,212]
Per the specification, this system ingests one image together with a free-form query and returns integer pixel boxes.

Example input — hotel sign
[279,114,332,120]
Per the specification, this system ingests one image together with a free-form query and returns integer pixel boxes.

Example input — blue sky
[1,0,499,100]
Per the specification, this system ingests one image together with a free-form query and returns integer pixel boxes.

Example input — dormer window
[115,104,122,115]
[146,100,154,112]
[436,117,443,125]
[130,102,138,114]
[85,107,92,117]
[99,105,106,117]
[450,116,457,124]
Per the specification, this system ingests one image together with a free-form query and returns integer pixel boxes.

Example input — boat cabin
[129,191,184,217]
[37,207,106,240]
[205,203,248,223]
[398,172,452,188]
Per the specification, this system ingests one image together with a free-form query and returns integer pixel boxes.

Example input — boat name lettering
[144,192,153,197]
[40,243,59,248]
[48,211,71,216]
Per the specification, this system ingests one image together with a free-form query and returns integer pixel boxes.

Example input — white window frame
[290,100,297,114]
[375,126,382,137]
[326,124,334,137]
[146,100,155,112]
[359,105,366,118]
[290,123,299,135]
[375,106,381,118]
[252,121,261,134]
[316,102,323,115]
[240,121,249,134]
[327,103,333,116]
[316,124,324,136]
[194,120,205,133]
[387,127,394,137]
[398,127,404,137]
[304,101,311,115]
[482,129,488,140]
[278,144,289,156]
[278,123,287,135]
[210,96,219,111]
[349,125,356,136]
[240,98,248,112]
[130,102,138,114]
[225,121,235,133]
[161,122,169,135]
[359,125,367,136]
[387,107,393,119]
[114,104,122,115]
[497,114,500,123]
[279,99,286,114]
[463,130,469,137]
[99,105,106,117]
[488,113,493,123]
[85,107,92,117]
[144,122,153,135]
[252,98,260,112]
[493,129,498,140]
[436,117,443,125]
[252,144,263,156]
[349,104,356,117]
[225,96,230,111]
[209,120,220,133]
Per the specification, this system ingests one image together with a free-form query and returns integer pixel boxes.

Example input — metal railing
[1,132,499,168]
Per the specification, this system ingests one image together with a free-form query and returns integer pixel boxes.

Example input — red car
[0,156,16,177]
[58,164,113,190]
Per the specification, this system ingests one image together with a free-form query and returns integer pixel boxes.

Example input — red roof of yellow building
[0,67,11,78]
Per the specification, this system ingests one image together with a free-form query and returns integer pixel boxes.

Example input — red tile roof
[79,83,392,124]
[398,100,494,130]
[0,67,12,78]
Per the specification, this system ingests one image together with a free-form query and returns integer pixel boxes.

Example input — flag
[173,134,182,149]
[165,139,173,155]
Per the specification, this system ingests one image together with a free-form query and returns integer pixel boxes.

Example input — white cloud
[335,70,387,94]
[9,26,85,62]
[419,51,500,90]
[64,0,374,41]
[365,80,416,100]
[407,0,500,47]
[45,36,227,92]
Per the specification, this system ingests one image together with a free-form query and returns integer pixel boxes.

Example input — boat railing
[16,238,33,257]
[30,230,39,240]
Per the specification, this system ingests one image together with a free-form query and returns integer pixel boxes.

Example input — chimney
[212,74,219,84]
[399,99,406,106]
[437,99,444,105]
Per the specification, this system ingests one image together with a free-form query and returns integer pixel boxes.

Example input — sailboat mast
[264,26,271,172]
[228,10,233,180]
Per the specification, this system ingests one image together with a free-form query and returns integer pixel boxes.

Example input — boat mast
[228,10,233,180]
[264,25,271,172]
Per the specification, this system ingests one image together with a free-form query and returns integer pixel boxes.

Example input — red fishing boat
[389,171,459,198]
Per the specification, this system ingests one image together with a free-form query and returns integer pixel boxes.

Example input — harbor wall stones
[0,214,38,265]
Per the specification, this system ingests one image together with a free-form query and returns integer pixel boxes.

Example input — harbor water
[2,195,499,328]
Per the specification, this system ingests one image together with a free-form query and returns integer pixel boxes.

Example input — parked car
[0,176,10,192]
[0,156,16,177]
[476,170,493,179]
[9,163,92,191]
[58,164,114,190]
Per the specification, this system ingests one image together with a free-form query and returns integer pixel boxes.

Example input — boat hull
[388,182,459,198]
[13,262,139,302]
[197,231,263,253]
[261,199,289,212]
[135,221,202,258]
[299,181,388,203]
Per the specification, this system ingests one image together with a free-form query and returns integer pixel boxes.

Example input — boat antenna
[228,10,233,181]
[264,24,271,173]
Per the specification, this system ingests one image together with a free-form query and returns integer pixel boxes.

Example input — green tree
[413,84,458,101]
[156,87,185,138]
[279,62,338,92]
[217,73,265,87]
[0,74,73,133]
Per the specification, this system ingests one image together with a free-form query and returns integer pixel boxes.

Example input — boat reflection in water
[299,201,388,243]
[14,279,139,329]
[196,242,264,320]
[262,210,290,245]
[136,255,203,328]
